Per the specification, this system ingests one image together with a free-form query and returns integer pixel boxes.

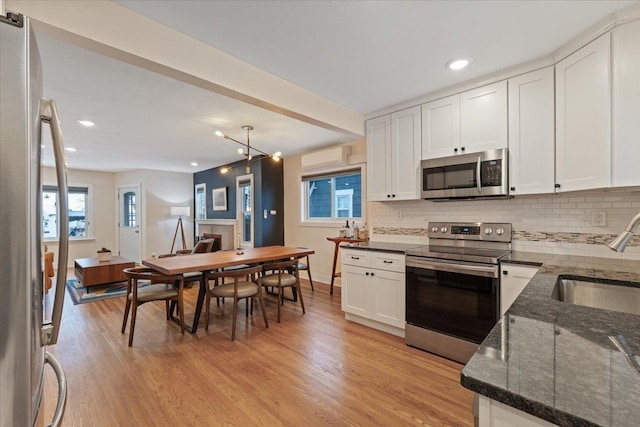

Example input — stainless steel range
[405,222,512,364]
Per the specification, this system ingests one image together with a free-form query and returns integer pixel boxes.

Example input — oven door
[406,256,499,344]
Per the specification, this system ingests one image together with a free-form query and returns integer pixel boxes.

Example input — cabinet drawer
[341,249,370,267]
[371,252,405,272]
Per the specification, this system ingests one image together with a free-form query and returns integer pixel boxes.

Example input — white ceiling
[39,0,637,173]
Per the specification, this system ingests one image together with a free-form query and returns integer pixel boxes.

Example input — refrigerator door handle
[44,352,67,427]
[40,98,69,346]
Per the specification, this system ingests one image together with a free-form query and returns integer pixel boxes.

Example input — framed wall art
[212,187,228,211]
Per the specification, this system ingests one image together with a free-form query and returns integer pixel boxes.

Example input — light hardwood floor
[44,276,473,426]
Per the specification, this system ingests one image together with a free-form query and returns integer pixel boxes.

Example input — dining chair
[261,258,305,323]
[295,250,314,292]
[204,264,268,341]
[159,238,216,287]
[121,267,185,347]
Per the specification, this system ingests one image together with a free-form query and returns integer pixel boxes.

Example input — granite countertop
[462,252,640,426]
[340,241,421,254]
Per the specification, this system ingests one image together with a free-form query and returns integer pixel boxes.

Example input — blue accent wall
[193,156,284,247]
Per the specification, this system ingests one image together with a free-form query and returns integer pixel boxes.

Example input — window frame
[299,164,366,227]
[42,184,94,242]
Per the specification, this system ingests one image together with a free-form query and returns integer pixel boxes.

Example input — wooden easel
[170,216,187,253]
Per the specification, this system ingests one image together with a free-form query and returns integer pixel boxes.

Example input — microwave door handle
[40,98,69,346]
[476,156,482,193]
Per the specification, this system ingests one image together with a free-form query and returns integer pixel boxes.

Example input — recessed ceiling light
[190,162,198,166]
[446,58,471,71]
[65,147,77,152]
[76,120,95,127]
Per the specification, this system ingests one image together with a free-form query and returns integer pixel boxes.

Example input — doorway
[236,175,254,249]
[118,185,141,262]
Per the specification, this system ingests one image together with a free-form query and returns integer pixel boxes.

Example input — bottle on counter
[344,220,351,238]
[339,222,347,238]
[359,223,367,240]
[352,222,359,240]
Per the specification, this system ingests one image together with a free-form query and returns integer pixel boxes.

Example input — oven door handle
[408,259,498,278]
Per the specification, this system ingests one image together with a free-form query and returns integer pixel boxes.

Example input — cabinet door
[366,115,392,201]
[500,265,538,316]
[556,33,611,192]
[390,106,421,200]
[370,269,405,329]
[460,81,508,154]
[341,265,371,317]
[613,20,640,187]
[508,68,555,196]
[421,95,460,159]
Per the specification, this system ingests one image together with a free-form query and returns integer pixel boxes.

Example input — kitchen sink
[552,277,640,316]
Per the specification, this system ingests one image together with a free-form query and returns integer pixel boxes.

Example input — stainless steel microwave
[421,148,509,200]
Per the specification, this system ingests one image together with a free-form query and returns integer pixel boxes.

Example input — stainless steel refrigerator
[1,12,69,427]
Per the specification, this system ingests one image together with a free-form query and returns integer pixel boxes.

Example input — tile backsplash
[369,188,640,260]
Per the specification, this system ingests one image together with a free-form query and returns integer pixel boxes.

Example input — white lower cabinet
[500,264,538,316]
[341,249,405,337]
[477,395,556,427]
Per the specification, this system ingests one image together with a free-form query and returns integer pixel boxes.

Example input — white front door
[118,185,141,262]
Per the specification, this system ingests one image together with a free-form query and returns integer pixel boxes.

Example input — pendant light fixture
[215,125,281,174]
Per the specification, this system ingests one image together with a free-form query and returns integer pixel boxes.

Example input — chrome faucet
[609,212,640,252]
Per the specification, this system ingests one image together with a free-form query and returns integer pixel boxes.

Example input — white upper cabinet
[366,106,421,201]
[460,81,508,155]
[508,67,556,195]
[612,20,640,187]
[422,81,507,160]
[421,95,460,159]
[555,33,611,193]
[366,115,392,202]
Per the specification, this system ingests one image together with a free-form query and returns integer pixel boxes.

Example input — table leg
[169,274,206,334]
[189,275,207,334]
[330,242,340,295]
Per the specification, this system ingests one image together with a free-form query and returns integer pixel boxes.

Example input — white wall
[283,139,367,285]
[370,189,640,260]
[43,167,193,267]
[42,167,116,267]
[115,169,193,258]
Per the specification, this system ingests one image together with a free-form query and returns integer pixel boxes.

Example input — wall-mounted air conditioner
[301,146,350,171]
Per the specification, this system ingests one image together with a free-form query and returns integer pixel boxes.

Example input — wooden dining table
[142,246,314,333]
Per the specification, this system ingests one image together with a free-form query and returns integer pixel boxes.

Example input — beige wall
[115,170,193,258]
[43,167,193,267]
[283,139,367,285]
[42,167,116,267]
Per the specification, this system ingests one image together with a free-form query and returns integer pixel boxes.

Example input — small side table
[326,237,367,295]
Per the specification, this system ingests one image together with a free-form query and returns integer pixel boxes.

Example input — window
[42,185,90,240]
[302,168,362,222]
[123,191,136,227]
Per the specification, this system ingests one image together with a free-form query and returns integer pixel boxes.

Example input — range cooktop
[406,222,513,264]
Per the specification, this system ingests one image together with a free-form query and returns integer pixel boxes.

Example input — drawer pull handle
[383,260,393,264]
[351,256,360,260]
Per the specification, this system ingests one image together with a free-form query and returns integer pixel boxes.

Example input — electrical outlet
[592,211,606,227]
[396,210,403,220]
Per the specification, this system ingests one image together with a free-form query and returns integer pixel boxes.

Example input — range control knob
[496,228,505,236]
[431,226,439,233]
[484,227,493,235]
[440,226,448,233]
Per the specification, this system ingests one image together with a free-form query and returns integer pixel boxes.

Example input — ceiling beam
[6,0,364,138]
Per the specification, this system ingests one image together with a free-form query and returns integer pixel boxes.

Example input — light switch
[270,210,277,215]
[263,209,268,219]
